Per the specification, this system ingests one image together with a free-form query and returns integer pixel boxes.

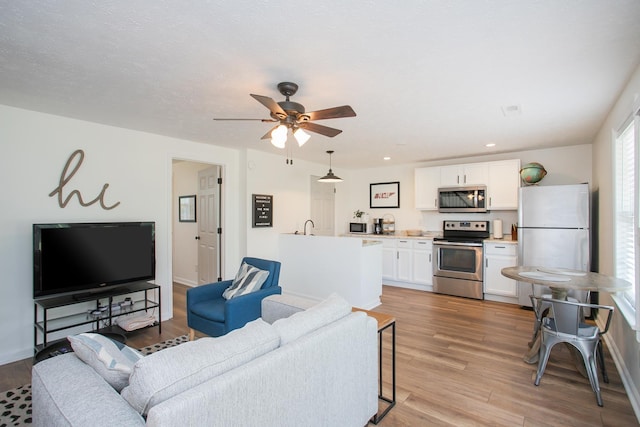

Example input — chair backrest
[242,257,281,289]
[530,295,615,336]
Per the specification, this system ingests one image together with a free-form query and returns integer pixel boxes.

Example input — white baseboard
[173,277,197,287]
[602,327,640,423]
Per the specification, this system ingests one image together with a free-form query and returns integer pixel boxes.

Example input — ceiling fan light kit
[293,127,310,146]
[214,82,356,151]
[270,124,288,148]
[318,150,343,183]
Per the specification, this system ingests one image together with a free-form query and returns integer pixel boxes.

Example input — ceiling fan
[213,82,356,148]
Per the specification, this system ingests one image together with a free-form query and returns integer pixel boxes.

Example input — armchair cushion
[222,262,270,300]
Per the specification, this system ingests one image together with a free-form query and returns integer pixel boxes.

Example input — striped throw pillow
[68,333,144,391]
[222,262,270,300]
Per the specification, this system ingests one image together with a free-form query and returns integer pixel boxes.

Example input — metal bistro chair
[530,295,614,406]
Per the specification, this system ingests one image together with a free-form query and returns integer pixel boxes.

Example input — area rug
[0,334,189,426]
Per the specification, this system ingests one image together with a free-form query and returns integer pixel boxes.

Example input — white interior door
[197,166,221,284]
[310,175,335,236]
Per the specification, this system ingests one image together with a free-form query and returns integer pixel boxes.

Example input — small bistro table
[352,307,396,424]
[501,266,631,364]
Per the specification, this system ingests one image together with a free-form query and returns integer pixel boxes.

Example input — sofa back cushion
[121,318,279,415]
[272,293,351,345]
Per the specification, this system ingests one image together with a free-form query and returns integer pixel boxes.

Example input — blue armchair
[186,257,282,339]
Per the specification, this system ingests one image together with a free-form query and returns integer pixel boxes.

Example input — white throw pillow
[68,333,144,391]
[222,262,270,299]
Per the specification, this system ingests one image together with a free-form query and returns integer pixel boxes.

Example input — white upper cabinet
[414,167,440,210]
[487,159,521,210]
[415,159,520,211]
[440,163,488,186]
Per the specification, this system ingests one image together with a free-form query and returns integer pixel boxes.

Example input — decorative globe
[520,162,547,184]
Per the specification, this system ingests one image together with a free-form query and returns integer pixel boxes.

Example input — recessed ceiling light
[383,156,391,160]
[485,143,496,147]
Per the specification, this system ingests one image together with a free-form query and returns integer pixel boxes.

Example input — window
[613,110,640,335]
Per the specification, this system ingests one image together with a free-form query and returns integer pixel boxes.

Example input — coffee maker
[373,218,383,235]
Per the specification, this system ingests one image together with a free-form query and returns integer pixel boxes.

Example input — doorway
[172,160,223,287]
[310,175,336,236]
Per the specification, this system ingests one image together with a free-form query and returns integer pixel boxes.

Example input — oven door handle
[433,241,483,247]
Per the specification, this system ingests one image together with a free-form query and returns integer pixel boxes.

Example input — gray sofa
[32,293,378,427]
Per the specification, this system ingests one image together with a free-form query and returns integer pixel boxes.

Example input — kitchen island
[278,234,382,309]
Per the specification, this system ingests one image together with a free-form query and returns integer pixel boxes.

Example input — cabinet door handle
[495,246,506,249]
[485,259,488,267]
[457,175,460,184]
[429,254,432,262]
[463,174,467,184]
[489,197,492,207]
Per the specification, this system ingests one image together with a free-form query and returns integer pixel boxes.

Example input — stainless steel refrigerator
[517,183,590,306]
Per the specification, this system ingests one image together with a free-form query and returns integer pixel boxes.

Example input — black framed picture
[252,194,273,227]
[178,195,196,222]
[370,182,400,208]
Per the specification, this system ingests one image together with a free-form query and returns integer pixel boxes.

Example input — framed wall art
[370,181,400,208]
[252,194,273,227]
[179,195,197,222]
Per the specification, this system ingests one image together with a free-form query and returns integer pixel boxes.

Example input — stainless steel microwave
[438,186,487,213]
[349,222,368,233]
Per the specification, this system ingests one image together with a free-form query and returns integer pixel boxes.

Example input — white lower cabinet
[484,242,518,297]
[396,239,412,282]
[380,238,433,288]
[381,239,397,280]
[412,240,433,285]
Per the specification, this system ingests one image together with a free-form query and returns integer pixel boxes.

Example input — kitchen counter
[484,236,517,243]
[344,232,439,240]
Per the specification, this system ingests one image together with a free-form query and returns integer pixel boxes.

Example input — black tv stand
[70,286,132,301]
[34,281,161,355]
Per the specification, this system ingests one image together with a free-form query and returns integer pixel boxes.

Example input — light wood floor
[2,284,637,426]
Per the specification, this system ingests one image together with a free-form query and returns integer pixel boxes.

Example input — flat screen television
[33,222,156,299]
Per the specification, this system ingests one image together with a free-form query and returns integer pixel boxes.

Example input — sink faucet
[304,219,315,235]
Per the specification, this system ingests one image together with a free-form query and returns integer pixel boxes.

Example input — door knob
[195,236,200,240]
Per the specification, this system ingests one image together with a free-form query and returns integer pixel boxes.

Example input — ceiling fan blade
[260,125,279,140]
[250,94,287,118]
[305,105,356,121]
[213,118,277,122]
[301,122,343,137]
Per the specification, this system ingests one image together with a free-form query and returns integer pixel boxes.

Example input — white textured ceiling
[1,1,640,169]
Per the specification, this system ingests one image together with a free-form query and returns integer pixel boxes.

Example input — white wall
[592,63,640,417]
[0,105,242,364]
[243,149,343,261]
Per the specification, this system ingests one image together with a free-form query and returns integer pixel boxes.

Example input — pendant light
[318,150,343,183]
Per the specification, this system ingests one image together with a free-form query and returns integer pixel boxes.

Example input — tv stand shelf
[34,281,161,354]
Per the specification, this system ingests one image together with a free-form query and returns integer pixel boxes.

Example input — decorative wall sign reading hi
[252,194,273,227]
[49,149,120,210]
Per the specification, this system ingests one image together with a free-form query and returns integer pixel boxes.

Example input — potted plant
[353,210,365,222]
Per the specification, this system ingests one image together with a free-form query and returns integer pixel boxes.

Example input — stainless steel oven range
[433,220,489,300]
